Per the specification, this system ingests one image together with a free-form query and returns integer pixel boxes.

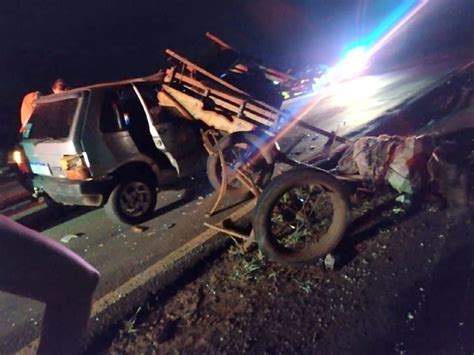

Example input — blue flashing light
[365,0,418,47]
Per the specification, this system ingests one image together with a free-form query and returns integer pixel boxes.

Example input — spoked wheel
[253,167,351,266]
[105,176,157,225]
[206,132,275,198]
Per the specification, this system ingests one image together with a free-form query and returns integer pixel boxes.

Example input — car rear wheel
[105,176,157,225]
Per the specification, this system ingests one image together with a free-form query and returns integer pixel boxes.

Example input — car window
[100,91,126,133]
[25,98,79,139]
[118,86,149,129]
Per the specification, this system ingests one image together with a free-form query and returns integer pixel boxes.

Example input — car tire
[105,175,157,225]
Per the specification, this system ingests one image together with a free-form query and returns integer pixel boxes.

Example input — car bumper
[32,175,116,207]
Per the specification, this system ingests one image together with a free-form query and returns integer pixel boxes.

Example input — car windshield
[24,98,79,140]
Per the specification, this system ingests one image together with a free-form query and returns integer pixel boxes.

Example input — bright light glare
[330,76,380,107]
[319,0,428,87]
[341,46,369,75]
[273,0,429,148]
[323,46,369,84]
[345,46,366,61]
[13,150,23,165]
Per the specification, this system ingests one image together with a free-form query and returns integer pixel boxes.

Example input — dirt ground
[88,190,474,354]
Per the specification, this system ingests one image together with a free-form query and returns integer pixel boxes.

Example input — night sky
[0,0,472,149]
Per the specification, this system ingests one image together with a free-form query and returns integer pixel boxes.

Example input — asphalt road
[0,176,244,353]
[0,57,468,353]
[280,59,466,151]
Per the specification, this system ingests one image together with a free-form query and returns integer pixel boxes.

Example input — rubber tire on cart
[105,176,157,225]
[253,167,351,266]
[206,132,275,198]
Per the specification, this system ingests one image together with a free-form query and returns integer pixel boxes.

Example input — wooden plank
[209,96,274,127]
[166,49,249,96]
[205,32,233,50]
[173,71,281,117]
[335,174,363,182]
[159,87,257,133]
[173,73,279,117]
[170,73,279,124]
[161,86,273,128]
[165,49,286,115]
[296,121,348,143]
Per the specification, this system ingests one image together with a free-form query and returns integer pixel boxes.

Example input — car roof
[35,71,164,103]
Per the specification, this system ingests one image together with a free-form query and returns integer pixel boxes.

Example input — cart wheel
[206,132,275,198]
[253,167,351,266]
[105,175,157,225]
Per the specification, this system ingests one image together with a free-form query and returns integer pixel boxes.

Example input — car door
[80,88,147,176]
[133,83,203,176]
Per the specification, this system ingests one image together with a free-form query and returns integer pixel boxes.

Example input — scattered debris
[231,251,266,282]
[161,223,176,230]
[324,254,336,270]
[395,194,410,204]
[300,280,316,294]
[60,234,80,243]
[132,225,148,233]
[122,307,142,335]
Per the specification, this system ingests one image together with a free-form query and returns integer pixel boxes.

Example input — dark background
[0,0,472,150]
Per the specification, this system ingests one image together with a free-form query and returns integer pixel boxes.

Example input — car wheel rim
[119,181,152,218]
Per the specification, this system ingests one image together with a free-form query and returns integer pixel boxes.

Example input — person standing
[20,90,40,129]
[19,79,69,131]
[51,78,67,94]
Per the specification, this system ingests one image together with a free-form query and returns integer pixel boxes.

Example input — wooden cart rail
[205,32,296,85]
[160,49,290,133]
[161,47,349,143]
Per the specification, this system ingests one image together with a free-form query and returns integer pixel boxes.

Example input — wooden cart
[156,34,354,264]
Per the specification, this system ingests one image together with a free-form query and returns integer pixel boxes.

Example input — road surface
[0,56,468,353]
